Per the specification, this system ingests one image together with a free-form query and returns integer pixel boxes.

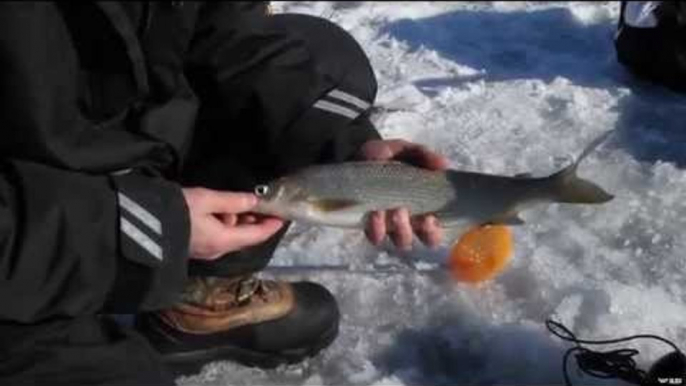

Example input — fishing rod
[264,264,449,275]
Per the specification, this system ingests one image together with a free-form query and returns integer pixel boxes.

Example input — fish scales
[288,162,455,214]
[252,132,614,235]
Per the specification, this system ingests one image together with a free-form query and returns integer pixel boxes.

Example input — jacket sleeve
[0,163,190,322]
[185,2,382,173]
[0,3,191,322]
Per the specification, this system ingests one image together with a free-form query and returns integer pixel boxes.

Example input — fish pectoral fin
[434,220,470,247]
[488,212,525,226]
[443,226,467,247]
[308,198,361,212]
[432,213,468,246]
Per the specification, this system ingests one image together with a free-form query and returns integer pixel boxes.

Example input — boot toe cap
[254,281,340,353]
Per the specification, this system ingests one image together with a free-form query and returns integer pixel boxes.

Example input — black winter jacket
[0,2,379,322]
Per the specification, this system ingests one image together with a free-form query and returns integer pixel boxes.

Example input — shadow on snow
[380,6,686,168]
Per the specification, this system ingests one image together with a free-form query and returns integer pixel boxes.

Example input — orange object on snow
[448,224,514,283]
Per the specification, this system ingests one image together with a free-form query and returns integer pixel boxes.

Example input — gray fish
[253,132,614,243]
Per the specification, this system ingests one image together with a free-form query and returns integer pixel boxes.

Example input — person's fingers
[365,211,386,246]
[360,140,396,161]
[387,208,413,251]
[379,139,410,155]
[424,215,443,248]
[237,214,258,225]
[213,191,259,213]
[397,144,450,170]
[217,213,238,227]
[411,215,428,244]
[359,139,449,170]
[186,188,258,214]
[217,217,285,251]
[411,215,443,249]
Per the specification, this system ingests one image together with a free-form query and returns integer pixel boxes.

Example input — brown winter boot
[135,275,340,375]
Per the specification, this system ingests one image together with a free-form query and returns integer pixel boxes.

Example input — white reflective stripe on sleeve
[121,217,163,261]
[624,1,660,28]
[111,168,133,176]
[328,89,371,111]
[118,193,162,235]
[313,100,360,120]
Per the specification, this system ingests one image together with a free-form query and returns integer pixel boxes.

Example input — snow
[179,2,686,385]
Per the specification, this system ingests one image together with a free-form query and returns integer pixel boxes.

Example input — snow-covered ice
[179,2,686,385]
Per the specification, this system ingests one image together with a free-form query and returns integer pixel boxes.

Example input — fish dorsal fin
[307,198,361,212]
[554,130,614,179]
[514,173,533,179]
[574,130,614,169]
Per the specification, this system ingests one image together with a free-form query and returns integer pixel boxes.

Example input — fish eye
[255,185,270,197]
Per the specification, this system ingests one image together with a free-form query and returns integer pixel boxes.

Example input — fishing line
[546,319,684,386]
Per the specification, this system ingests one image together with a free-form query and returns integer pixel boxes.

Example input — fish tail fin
[548,131,614,204]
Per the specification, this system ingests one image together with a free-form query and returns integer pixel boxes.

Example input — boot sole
[161,321,339,376]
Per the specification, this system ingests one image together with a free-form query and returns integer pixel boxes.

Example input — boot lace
[233,275,273,305]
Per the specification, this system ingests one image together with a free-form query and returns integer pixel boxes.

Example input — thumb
[195,189,258,214]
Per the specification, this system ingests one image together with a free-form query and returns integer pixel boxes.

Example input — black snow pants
[0,13,378,386]
[615,1,686,92]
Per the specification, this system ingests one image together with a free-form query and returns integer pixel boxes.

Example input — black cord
[546,319,682,386]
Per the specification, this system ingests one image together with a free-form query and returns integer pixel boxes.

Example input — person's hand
[357,139,450,251]
[182,188,284,261]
